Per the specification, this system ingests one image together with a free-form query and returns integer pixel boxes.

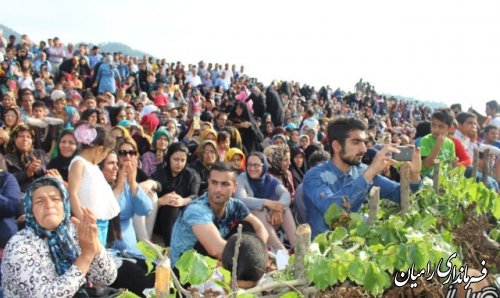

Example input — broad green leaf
[334,261,348,283]
[348,236,366,245]
[347,258,366,285]
[377,254,396,274]
[368,244,385,253]
[306,255,334,290]
[349,213,364,226]
[394,244,409,270]
[324,203,347,226]
[408,242,429,269]
[135,241,162,274]
[175,250,212,285]
[203,255,218,268]
[353,221,370,236]
[329,226,348,244]
[313,232,330,252]
[364,262,391,296]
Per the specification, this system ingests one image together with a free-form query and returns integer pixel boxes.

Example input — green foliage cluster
[305,166,500,296]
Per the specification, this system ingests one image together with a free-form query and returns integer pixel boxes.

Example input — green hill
[0,23,153,58]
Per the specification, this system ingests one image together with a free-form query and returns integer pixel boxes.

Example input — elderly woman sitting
[1,177,117,297]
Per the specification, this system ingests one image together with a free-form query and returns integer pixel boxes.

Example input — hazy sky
[3,0,500,113]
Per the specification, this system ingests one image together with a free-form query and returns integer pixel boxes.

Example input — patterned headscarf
[264,145,288,173]
[24,177,79,276]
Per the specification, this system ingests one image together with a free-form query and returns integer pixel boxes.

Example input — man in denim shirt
[302,118,422,238]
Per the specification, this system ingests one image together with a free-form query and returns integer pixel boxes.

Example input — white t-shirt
[489,115,500,129]
[69,156,120,220]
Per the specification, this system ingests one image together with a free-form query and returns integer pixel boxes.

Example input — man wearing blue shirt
[302,117,422,238]
[170,163,268,267]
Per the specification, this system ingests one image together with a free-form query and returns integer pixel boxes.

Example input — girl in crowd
[47,129,78,182]
[234,152,296,253]
[80,109,100,126]
[289,147,306,189]
[141,129,171,176]
[216,130,231,162]
[165,119,179,142]
[298,134,310,151]
[1,177,117,297]
[68,122,120,245]
[111,125,130,140]
[225,147,246,174]
[151,142,200,246]
[4,125,49,192]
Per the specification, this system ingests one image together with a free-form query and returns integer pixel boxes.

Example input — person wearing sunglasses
[116,137,161,241]
[116,138,150,183]
[233,152,294,269]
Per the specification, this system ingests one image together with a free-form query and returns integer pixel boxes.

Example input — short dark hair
[209,162,237,182]
[455,112,476,125]
[32,100,46,110]
[415,121,431,139]
[217,130,230,143]
[327,117,367,155]
[486,100,498,112]
[450,103,462,112]
[222,233,267,283]
[308,150,331,167]
[484,125,498,134]
[431,108,455,127]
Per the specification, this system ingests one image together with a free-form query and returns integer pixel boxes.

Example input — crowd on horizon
[1,31,500,297]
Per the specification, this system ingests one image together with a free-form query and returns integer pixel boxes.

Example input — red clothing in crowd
[451,137,472,167]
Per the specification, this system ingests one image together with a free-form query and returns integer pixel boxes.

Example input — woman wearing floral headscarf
[189,140,220,195]
[1,177,117,297]
[264,145,295,198]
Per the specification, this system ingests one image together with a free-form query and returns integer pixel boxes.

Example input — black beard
[339,149,362,166]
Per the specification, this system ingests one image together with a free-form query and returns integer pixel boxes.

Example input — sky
[3,0,500,113]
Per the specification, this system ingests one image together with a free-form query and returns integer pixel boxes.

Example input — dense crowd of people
[0,31,499,297]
